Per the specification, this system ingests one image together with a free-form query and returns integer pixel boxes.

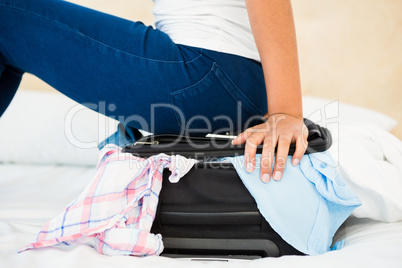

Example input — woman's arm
[232,0,308,182]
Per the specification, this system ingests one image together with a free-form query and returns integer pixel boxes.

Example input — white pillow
[0,90,118,166]
[302,96,397,131]
[0,90,397,166]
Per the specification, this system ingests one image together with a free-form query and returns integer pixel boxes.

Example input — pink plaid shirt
[19,145,197,256]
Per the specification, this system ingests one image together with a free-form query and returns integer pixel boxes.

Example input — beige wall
[292,0,402,138]
[19,0,402,138]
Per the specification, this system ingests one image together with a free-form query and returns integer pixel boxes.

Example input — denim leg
[98,123,143,149]
[0,63,23,117]
[0,0,267,140]
[0,0,211,133]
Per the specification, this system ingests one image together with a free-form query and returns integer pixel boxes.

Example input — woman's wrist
[269,112,303,119]
[263,111,303,121]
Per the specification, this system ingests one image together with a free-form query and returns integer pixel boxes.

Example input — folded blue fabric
[226,151,361,255]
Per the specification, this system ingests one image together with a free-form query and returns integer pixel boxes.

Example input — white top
[153,0,260,62]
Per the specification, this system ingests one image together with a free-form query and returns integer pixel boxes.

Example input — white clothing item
[328,124,402,222]
[20,145,198,256]
[153,0,260,61]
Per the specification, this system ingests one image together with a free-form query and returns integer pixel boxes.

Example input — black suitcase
[123,119,332,259]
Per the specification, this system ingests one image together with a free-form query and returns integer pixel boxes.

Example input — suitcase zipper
[134,141,160,145]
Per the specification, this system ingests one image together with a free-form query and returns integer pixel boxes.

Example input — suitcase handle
[161,237,280,258]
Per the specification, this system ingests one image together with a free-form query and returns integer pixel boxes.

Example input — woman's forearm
[245,0,303,119]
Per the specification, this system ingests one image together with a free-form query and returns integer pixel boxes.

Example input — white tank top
[153,0,260,62]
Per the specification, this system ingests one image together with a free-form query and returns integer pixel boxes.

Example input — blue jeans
[0,0,267,146]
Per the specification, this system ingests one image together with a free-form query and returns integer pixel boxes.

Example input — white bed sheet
[1,164,402,268]
[1,90,401,267]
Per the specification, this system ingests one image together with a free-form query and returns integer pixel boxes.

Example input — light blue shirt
[226,151,361,255]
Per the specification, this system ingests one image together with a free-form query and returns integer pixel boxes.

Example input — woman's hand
[231,113,308,183]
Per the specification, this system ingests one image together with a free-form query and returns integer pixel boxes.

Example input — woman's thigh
[0,0,214,132]
[0,0,267,135]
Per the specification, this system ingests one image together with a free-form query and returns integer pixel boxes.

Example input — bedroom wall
[18,0,402,139]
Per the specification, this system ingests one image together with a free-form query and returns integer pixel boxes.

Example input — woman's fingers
[231,124,269,173]
[271,135,291,181]
[292,130,308,166]
[232,116,307,182]
[243,129,265,173]
[231,128,252,145]
[260,135,276,183]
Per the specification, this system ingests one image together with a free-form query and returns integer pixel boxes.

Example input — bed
[1,89,401,267]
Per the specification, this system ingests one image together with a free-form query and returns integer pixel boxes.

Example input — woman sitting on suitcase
[0,0,308,182]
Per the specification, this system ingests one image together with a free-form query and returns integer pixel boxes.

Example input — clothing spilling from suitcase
[19,120,363,259]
